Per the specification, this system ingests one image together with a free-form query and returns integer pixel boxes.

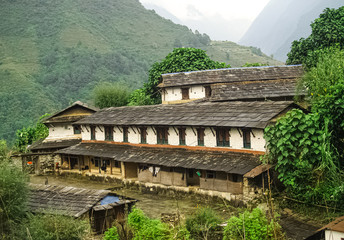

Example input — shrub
[93,82,131,108]
[0,160,28,238]
[127,208,171,240]
[223,208,283,240]
[103,225,120,240]
[26,213,90,240]
[185,207,222,240]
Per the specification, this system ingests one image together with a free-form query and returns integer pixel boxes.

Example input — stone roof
[75,101,297,129]
[57,143,261,175]
[28,138,81,151]
[28,184,110,218]
[43,101,98,124]
[210,79,306,102]
[159,65,303,88]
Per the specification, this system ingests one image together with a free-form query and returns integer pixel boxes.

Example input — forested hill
[0,0,280,143]
[239,0,343,61]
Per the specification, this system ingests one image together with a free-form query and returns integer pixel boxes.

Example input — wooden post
[89,157,91,173]
[78,157,81,172]
[110,159,113,175]
[68,156,71,170]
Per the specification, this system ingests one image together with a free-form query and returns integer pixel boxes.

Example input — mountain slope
[0,0,280,142]
[239,0,343,61]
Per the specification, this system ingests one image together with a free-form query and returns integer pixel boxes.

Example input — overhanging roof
[159,65,303,88]
[57,143,262,175]
[28,138,81,151]
[75,101,298,129]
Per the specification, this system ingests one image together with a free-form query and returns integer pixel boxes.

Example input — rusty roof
[159,65,303,88]
[75,101,298,129]
[28,184,110,218]
[318,216,344,233]
[57,142,261,175]
[210,79,306,102]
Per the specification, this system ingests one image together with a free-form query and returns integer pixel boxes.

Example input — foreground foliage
[265,48,344,207]
[223,208,282,240]
[0,161,28,239]
[185,208,221,240]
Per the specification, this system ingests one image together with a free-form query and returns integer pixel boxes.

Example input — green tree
[93,82,131,108]
[223,208,282,240]
[15,114,50,152]
[241,62,268,67]
[129,48,230,105]
[287,6,344,67]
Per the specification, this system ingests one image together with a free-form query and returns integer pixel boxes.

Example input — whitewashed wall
[80,124,266,152]
[46,124,80,141]
[163,85,206,102]
[325,230,344,240]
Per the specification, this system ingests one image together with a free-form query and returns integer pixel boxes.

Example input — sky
[139,0,270,42]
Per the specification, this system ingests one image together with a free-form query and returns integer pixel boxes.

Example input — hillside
[0,0,281,143]
[239,0,343,61]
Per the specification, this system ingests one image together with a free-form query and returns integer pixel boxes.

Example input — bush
[26,213,90,240]
[127,208,171,240]
[93,82,131,108]
[0,160,28,238]
[103,225,120,240]
[185,208,222,240]
[223,208,283,240]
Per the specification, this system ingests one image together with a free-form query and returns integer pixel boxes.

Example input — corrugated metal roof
[57,143,261,175]
[75,101,296,129]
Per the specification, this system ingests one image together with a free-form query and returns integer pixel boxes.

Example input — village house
[305,216,344,240]
[16,101,97,174]
[42,65,306,202]
[159,65,304,104]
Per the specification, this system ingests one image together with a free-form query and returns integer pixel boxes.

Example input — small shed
[305,216,344,240]
[28,184,136,233]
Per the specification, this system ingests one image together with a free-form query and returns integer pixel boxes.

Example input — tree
[287,6,344,67]
[15,114,50,152]
[129,48,230,105]
[265,48,344,207]
[93,82,131,108]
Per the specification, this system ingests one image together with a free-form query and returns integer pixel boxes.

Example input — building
[25,65,305,201]
[159,65,304,104]
[17,101,97,174]
[28,183,136,233]
[305,216,344,240]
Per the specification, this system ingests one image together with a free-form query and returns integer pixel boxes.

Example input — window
[206,171,216,179]
[105,126,113,141]
[123,127,128,142]
[90,126,96,140]
[157,127,168,144]
[188,169,193,178]
[197,128,205,146]
[216,128,230,147]
[243,129,251,149]
[140,127,147,144]
[181,88,189,100]
[205,86,212,98]
[114,161,120,168]
[179,128,186,145]
[73,125,81,134]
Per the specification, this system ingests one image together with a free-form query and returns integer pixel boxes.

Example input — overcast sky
[139,0,270,42]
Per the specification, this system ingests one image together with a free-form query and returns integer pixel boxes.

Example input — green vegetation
[185,207,221,240]
[93,82,131,108]
[0,160,28,239]
[265,48,344,208]
[0,0,280,143]
[241,62,269,67]
[223,208,283,240]
[130,48,230,105]
[287,6,344,67]
[15,114,50,152]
